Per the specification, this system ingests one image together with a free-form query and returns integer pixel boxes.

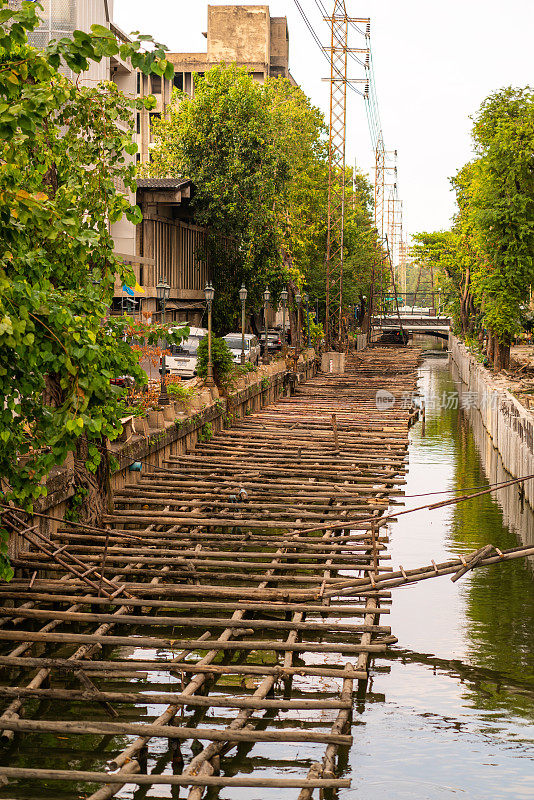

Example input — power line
[292,0,365,96]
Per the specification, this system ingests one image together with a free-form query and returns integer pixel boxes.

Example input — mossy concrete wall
[449,333,534,511]
[12,352,317,558]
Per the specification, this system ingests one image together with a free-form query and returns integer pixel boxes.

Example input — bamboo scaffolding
[0,591,389,615]
[0,347,422,799]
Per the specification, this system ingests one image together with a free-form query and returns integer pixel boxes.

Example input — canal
[0,347,532,799]
[346,347,534,799]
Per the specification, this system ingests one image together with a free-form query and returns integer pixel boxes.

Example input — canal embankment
[449,333,534,512]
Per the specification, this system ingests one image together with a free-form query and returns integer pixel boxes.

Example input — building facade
[168,4,296,98]
[11,2,295,326]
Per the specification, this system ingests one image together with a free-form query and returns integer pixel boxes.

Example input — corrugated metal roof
[136,178,192,189]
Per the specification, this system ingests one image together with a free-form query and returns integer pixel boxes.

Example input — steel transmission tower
[324,3,369,348]
[325,1,349,349]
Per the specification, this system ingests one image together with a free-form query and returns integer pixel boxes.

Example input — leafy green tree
[147,64,286,332]
[146,64,384,338]
[469,87,534,368]
[0,0,183,575]
[413,87,534,370]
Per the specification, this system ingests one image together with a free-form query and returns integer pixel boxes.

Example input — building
[9,0,174,314]
[11,2,296,326]
[167,4,296,99]
[130,179,209,325]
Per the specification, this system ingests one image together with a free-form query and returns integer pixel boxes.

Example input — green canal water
[0,350,532,798]
[343,351,534,800]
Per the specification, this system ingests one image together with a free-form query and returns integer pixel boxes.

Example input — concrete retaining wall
[13,352,317,558]
[449,333,534,511]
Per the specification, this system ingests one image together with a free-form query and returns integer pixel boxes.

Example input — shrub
[196,337,234,386]
[198,422,214,442]
[167,380,194,402]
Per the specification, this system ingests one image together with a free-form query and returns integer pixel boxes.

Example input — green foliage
[303,313,324,351]
[413,86,534,368]
[108,454,120,474]
[0,0,176,578]
[233,362,256,376]
[65,486,89,523]
[167,382,194,402]
[469,87,534,343]
[198,422,213,443]
[196,337,234,386]
[146,64,384,334]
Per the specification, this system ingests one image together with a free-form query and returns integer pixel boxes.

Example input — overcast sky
[115,0,533,241]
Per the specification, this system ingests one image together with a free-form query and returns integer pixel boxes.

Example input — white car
[223,333,260,365]
[164,326,208,378]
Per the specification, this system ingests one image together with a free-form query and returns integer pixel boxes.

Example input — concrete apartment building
[167,4,296,101]
[9,0,173,314]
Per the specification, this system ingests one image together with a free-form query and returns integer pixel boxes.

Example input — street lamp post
[156,277,171,406]
[295,290,302,354]
[263,287,271,364]
[204,282,215,387]
[304,292,310,349]
[239,283,248,365]
[280,288,288,354]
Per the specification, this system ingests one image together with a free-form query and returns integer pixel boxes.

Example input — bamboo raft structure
[0,347,424,797]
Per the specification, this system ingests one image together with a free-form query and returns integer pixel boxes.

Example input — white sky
[115,0,533,240]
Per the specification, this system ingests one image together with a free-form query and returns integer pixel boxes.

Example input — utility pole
[324,2,369,350]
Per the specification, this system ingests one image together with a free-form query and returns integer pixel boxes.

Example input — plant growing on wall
[196,337,234,387]
[0,0,179,577]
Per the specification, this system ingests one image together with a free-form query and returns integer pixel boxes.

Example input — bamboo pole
[0,767,351,789]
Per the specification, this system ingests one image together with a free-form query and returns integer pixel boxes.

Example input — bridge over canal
[373,314,451,340]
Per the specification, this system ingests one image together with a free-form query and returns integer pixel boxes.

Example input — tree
[147,64,287,333]
[469,87,534,369]
[147,64,385,339]
[413,86,534,370]
[0,0,184,577]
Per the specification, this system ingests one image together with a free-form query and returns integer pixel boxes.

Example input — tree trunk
[74,436,112,526]
[494,339,510,373]
[487,332,495,365]
[287,281,299,349]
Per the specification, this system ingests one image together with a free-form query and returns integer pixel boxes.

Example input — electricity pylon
[324,2,369,348]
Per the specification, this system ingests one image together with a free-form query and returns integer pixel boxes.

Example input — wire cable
[292,0,365,96]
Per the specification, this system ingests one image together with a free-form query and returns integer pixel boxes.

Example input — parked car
[260,329,283,355]
[162,326,208,378]
[223,333,260,365]
[110,375,136,389]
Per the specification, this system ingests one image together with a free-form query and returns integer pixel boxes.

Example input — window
[136,71,141,94]
[173,72,184,91]
[136,113,140,135]
[151,74,162,94]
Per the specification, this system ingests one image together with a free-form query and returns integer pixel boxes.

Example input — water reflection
[346,354,534,800]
